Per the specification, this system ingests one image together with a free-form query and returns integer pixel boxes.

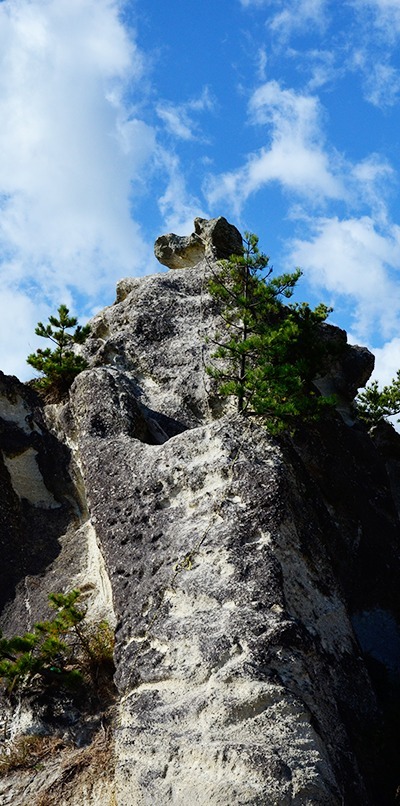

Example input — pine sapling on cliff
[356,372,400,427]
[0,590,114,697]
[27,304,90,400]
[207,232,336,434]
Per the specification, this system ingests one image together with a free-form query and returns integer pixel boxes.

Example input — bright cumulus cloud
[290,217,400,339]
[0,0,157,377]
[205,81,343,212]
[0,0,400,391]
[370,338,400,386]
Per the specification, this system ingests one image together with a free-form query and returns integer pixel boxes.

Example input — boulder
[193,215,243,260]
[154,216,243,269]
[311,324,375,425]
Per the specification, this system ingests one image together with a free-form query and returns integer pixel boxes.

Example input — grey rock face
[314,324,375,408]
[83,267,219,430]
[0,251,399,804]
[193,215,243,259]
[74,413,370,805]
[154,231,205,270]
[0,372,82,623]
[154,216,243,269]
[0,380,116,805]
[61,267,400,801]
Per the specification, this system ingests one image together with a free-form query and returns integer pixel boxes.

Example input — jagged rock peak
[154,216,243,269]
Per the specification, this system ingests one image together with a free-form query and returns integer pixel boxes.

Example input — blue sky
[1,0,400,389]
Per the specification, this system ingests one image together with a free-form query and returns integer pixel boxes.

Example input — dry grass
[32,726,115,806]
[0,721,115,804]
[0,734,68,776]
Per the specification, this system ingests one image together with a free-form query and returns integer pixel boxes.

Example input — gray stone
[0,372,83,622]
[193,215,243,259]
[0,243,399,804]
[154,216,243,269]
[154,231,205,269]
[75,415,365,805]
[314,324,375,401]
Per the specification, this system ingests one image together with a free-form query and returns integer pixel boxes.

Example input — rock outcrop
[0,221,399,805]
[154,216,243,269]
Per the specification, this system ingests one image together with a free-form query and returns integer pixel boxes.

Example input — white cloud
[290,216,400,339]
[0,0,157,330]
[351,155,392,186]
[0,285,50,379]
[354,0,400,36]
[256,47,268,81]
[350,155,394,220]
[302,49,339,91]
[156,88,215,141]
[368,337,400,386]
[240,0,327,36]
[350,48,400,108]
[239,0,268,6]
[157,151,208,234]
[364,62,400,107]
[241,1,400,112]
[205,76,395,222]
[205,81,343,213]
[156,105,195,141]
[269,0,327,36]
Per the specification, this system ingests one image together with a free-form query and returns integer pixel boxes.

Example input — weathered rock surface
[0,372,83,623]
[0,224,399,804]
[154,216,243,269]
[314,324,375,419]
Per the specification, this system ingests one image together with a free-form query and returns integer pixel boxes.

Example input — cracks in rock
[138,407,187,445]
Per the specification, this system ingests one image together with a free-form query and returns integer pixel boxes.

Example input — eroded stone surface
[154,216,243,269]
[2,447,61,508]
[67,397,384,803]
[59,265,395,802]
[0,245,399,804]
[0,373,84,618]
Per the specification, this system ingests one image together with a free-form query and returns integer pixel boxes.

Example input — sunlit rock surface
[0,223,399,804]
[154,215,243,269]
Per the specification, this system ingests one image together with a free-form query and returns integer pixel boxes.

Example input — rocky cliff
[0,219,399,805]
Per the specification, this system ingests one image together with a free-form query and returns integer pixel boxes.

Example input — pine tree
[0,590,114,696]
[356,373,400,426]
[207,232,336,434]
[27,304,90,400]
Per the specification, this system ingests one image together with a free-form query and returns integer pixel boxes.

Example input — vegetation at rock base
[0,590,114,697]
[207,232,337,434]
[0,728,115,804]
[356,373,400,427]
[0,734,68,777]
[27,304,90,401]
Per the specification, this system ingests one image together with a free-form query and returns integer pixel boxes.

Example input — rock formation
[0,220,399,805]
[154,216,243,269]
